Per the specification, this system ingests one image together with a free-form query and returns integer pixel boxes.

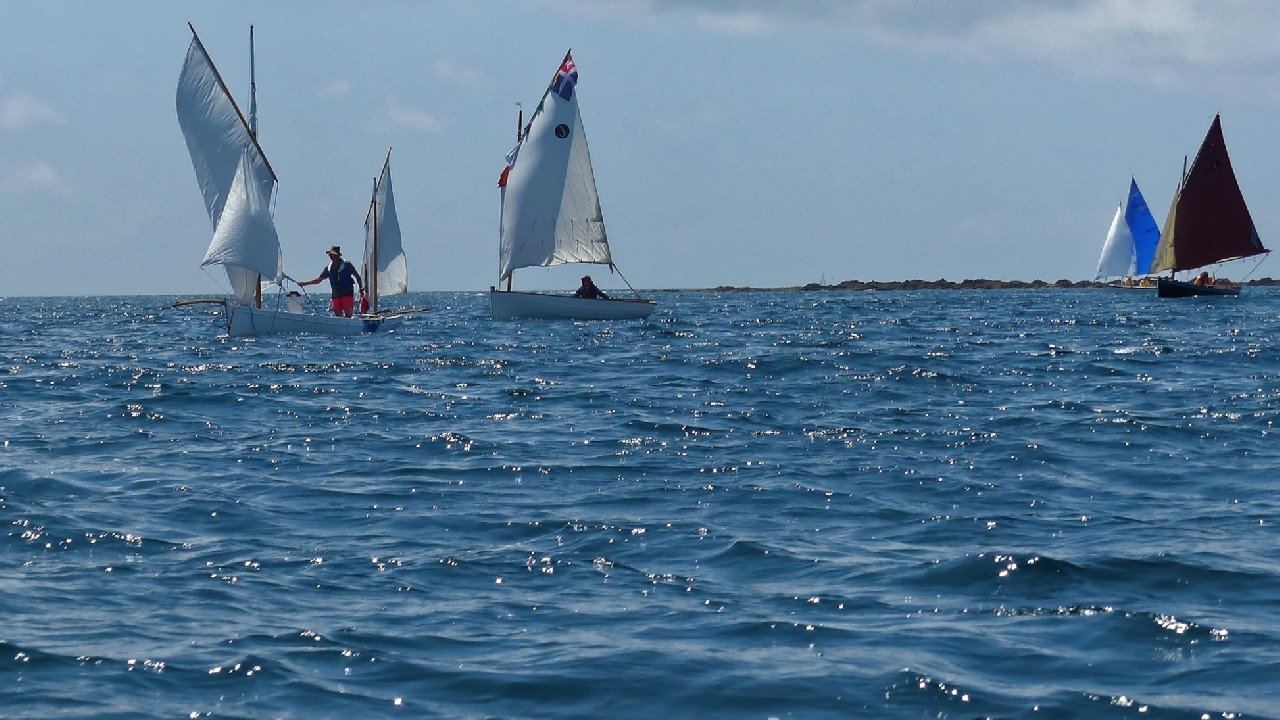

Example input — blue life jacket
[325,261,357,295]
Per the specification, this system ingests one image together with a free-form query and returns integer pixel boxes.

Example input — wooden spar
[186,23,277,183]
[370,175,379,313]
[248,25,257,138]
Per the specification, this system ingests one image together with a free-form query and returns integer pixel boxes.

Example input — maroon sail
[1151,114,1267,274]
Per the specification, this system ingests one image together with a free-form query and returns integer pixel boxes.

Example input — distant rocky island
[694,277,1280,292]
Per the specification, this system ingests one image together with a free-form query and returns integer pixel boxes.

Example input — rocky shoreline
[688,277,1280,292]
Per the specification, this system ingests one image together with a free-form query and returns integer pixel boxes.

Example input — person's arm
[351,264,364,292]
[298,268,328,287]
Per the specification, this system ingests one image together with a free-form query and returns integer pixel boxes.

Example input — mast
[369,175,379,313]
[248,26,258,138]
[506,104,523,292]
[249,25,261,304]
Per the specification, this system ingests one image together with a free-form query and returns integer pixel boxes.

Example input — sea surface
[3,289,1280,719]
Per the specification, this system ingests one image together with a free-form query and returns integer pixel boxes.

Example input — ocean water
[3,289,1280,719]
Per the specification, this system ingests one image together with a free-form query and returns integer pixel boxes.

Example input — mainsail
[497,51,611,282]
[1096,178,1160,280]
[176,25,282,305]
[1150,114,1267,275]
[363,150,408,312]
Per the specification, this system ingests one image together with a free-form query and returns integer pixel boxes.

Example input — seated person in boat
[1193,271,1213,286]
[574,275,609,300]
[299,245,365,317]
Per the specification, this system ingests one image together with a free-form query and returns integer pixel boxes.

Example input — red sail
[1164,115,1266,272]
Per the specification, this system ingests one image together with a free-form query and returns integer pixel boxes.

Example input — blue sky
[5,0,1280,296]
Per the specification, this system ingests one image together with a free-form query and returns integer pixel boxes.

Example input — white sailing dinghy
[175,24,403,336]
[491,51,656,320]
[362,149,425,317]
[1095,177,1160,290]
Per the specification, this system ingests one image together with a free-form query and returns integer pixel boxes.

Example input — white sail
[498,53,611,281]
[1095,204,1136,280]
[201,148,283,304]
[176,27,281,302]
[364,152,408,305]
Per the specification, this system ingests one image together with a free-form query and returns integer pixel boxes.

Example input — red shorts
[331,295,355,316]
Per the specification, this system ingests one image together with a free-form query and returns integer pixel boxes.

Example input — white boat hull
[225,303,405,336]
[490,289,656,320]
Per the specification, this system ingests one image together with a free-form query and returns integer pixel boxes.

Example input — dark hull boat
[1156,278,1239,298]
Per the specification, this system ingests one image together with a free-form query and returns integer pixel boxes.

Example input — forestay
[176,29,282,305]
[498,52,611,282]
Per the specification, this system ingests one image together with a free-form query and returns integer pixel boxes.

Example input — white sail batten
[176,29,280,299]
[1096,204,1135,280]
[364,154,408,301]
[498,58,611,281]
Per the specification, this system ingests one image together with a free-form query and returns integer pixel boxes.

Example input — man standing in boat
[574,275,609,300]
[299,246,365,317]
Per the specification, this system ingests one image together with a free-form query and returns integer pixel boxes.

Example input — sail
[1150,115,1267,274]
[1096,205,1134,280]
[364,151,408,305]
[176,27,281,302]
[201,148,283,304]
[1096,178,1161,281]
[1126,179,1160,275]
[498,51,611,281]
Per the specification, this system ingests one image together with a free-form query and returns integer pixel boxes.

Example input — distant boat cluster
[1094,115,1269,298]
[176,27,653,338]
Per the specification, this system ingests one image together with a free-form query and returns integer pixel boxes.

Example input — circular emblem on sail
[554,124,571,139]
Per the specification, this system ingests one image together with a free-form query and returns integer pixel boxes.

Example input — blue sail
[1126,179,1160,275]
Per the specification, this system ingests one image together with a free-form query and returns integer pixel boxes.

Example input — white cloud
[577,0,1280,87]
[1,160,70,195]
[387,102,442,134]
[318,78,352,97]
[1,92,64,131]
[434,59,483,85]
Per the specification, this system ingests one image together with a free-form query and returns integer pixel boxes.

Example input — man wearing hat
[299,245,365,317]
[573,275,609,300]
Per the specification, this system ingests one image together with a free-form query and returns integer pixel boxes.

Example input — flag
[552,53,577,101]
[498,143,519,188]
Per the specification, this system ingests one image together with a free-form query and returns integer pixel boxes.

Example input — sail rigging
[176,24,281,305]
[497,50,611,282]
[363,149,408,313]
[1150,114,1267,275]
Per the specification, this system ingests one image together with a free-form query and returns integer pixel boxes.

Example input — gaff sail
[176,25,282,305]
[1150,114,1267,275]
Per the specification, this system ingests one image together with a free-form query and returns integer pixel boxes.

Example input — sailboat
[1151,114,1269,298]
[174,24,404,336]
[362,149,414,315]
[1095,178,1160,289]
[491,50,657,320]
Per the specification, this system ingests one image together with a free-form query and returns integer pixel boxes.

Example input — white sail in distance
[364,151,408,305]
[176,26,282,303]
[1096,204,1136,280]
[498,52,611,282]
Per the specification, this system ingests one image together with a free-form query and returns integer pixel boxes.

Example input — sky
[5,0,1280,297]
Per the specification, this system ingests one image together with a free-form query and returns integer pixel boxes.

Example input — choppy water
[3,289,1280,719]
